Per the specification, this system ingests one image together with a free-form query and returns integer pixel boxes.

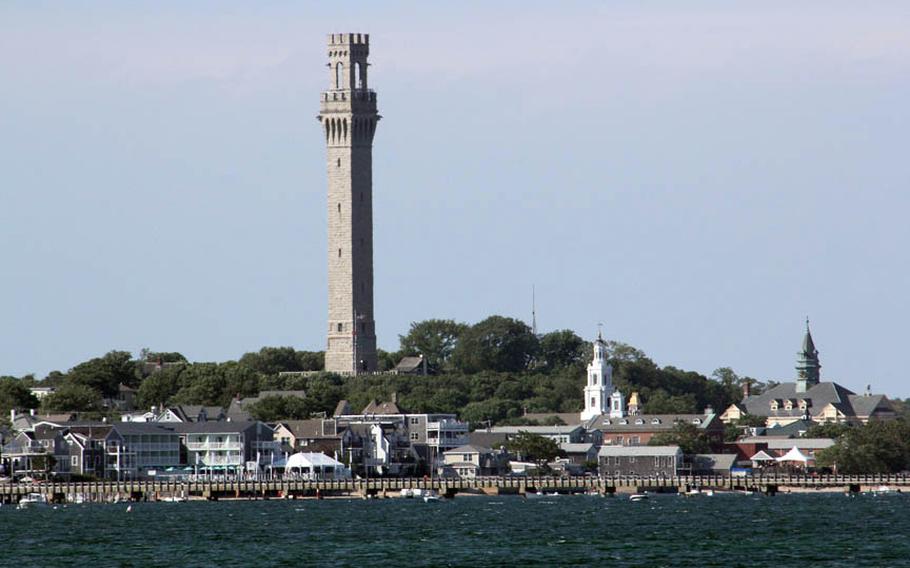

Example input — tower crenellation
[318,32,380,374]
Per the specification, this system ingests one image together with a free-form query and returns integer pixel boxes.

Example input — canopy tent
[775,447,810,464]
[281,452,350,480]
[749,450,776,466]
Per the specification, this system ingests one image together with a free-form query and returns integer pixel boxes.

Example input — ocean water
[1,493,907,567]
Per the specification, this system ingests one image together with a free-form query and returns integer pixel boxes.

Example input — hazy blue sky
[2,2,908,396]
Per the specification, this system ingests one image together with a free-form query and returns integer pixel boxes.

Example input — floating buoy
[126,505,133,513]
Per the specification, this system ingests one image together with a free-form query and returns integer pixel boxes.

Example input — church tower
[795,318,821,393]
[318,33,379,374]
[581,331,618,421]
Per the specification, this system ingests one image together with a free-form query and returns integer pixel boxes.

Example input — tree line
[0,315,782,426]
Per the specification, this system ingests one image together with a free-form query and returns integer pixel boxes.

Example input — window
[410,432,419,441]
[337,203,341,214]
[410,417,419,425]
[630,436,640,445]
[654,457,660,466]
[337,323,343,332]
[613,456,620,466]
[338,248,342,258]
[71,456,78,467]
[337,158,341,167]
[590,397,595,407]
[629,456,636,463]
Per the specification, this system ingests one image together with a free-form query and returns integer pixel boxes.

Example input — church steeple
[795,318,821,393]
[581,328,616,421]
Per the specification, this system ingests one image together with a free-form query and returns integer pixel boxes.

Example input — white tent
[749,450,776,467]
[775,446,810,464]
[284,452,350,480]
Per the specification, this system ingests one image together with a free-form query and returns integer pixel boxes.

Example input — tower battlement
[328,33,369,46]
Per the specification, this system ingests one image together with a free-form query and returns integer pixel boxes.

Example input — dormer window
[691,418,702,425]
[651,418,661,425]
[784,400,794,410]
[770,400,780,411]
[635,419,644,425]
[799,399,809,410]
[619,419,628,425]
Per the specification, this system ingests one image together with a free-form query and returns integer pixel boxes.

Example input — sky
[1,2,908,396]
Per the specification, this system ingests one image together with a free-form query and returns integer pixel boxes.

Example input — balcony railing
[186,442,243,451]
[428,420,468,432]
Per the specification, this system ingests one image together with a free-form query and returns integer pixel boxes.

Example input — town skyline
[2,3,909,396]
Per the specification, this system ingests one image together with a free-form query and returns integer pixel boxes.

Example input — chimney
[30,408,35,417]
[742,381,751,399]
[10,408,15,422]
[704,405,714,415]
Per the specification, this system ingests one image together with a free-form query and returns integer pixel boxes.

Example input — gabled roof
[692,454,737,471]
[394,356,425,373]
[740,381,858,418]
[162,421,261,435]
[361,399,403,415]
[333,400,352,417]
[749,450,776,461]
[444,444,492,455]
[277,419,340,440]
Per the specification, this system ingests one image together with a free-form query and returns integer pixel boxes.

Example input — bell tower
[318,33,380,374]
[581,331,615,421]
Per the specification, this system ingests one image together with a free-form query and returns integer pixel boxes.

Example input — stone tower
[795,319,821,393]
[318,33,379,374]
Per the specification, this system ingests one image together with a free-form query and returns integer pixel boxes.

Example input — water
[1,493,907,567]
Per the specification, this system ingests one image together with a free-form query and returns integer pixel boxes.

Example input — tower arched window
[335,62,345,89]
[355,62,363,88]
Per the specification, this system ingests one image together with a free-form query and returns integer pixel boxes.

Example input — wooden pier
[2,474,908,503]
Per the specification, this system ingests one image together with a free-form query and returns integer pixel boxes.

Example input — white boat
[17,493,49,509]
[423,490,441,503]
[160,495,187,503]
[629,493,649,502]
[400,488,415,498]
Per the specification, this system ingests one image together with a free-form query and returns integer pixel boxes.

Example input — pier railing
[1,473,908,502]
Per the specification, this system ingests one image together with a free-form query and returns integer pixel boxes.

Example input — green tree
[248,395,310,421]
[815,420,910,474]
[538,330,585,370]
[0,377,40,415]
[68,351,138,396]
[136,365,184,408]
[648,422,710,454]
[239,347,304,375]
[398,319,468,372]
[460,398,522,427]
[42,383,102,412]
[506,431,563,466]
[452,316,539,373]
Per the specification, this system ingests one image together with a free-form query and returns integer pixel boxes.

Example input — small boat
[400,488,415,498]
[422,491,441,503]
[18,493,49,509]
[629,493,649,502]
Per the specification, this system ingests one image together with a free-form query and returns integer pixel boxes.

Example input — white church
[580,331,628,421]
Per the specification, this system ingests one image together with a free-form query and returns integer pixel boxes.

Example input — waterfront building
[103,423,181,479]
[598,445,682,477]
[332,397,469,475]
[272,419,343,455]
[588,409,725,449]
[318,32,380,374]
[166,421,279,472]
[720,322,895,426]
[441,445,509,478]
[484,425,588,445]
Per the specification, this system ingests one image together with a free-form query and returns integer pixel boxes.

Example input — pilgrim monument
[318,33,379,373]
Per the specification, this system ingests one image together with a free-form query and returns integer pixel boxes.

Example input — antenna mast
[531,285,537,335]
